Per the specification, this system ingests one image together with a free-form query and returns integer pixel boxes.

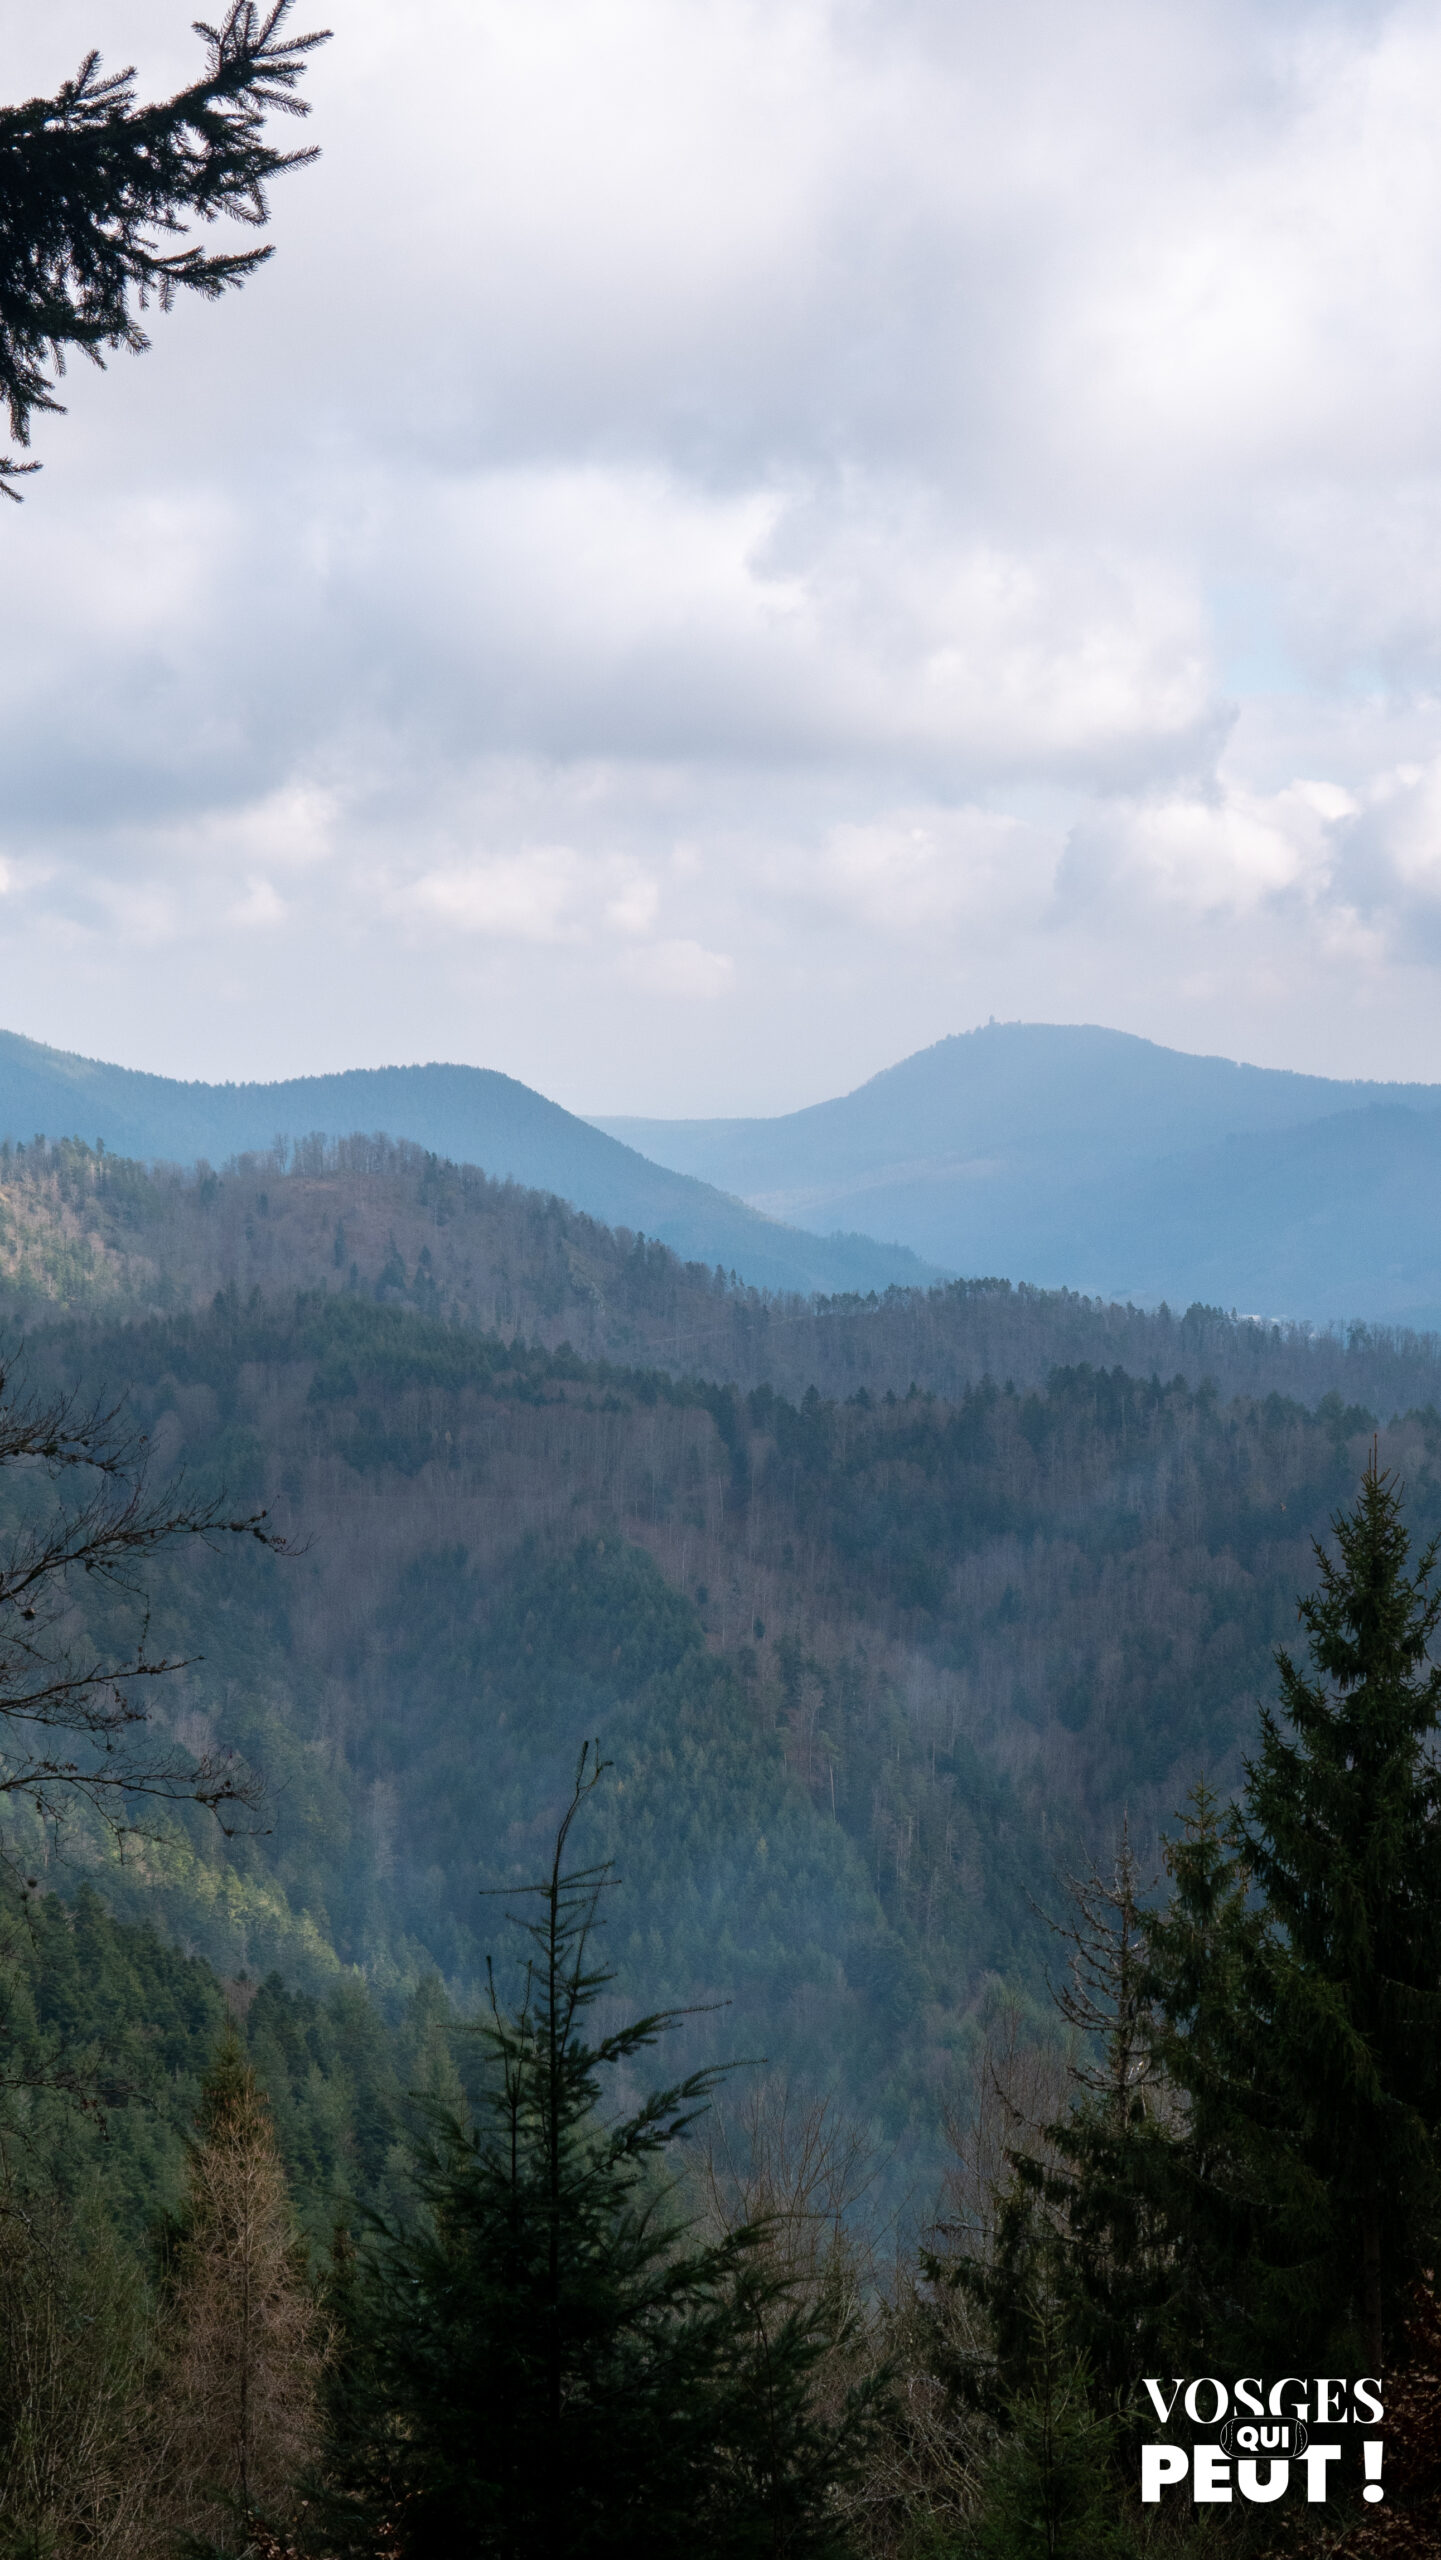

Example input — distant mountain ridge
[0,1029,939,1300]
[14,1019,1441,1325]
[595,1022,1441,1326]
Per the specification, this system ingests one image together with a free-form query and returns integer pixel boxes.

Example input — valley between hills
[1,1130,1437,2175]
[2,1080,1440,2554]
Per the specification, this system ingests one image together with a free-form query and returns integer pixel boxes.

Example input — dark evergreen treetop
[949,1459,1441,2423]
[1246,1448,1441,1997]
[1132,1465,1441,2373]
[328,1752,879,2558]
[1238,1449,1441,2361]
[1105,1459,1441,2376]
[0,2,330,493]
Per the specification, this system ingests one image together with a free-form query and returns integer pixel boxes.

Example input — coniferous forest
[0,1143,1437,2552]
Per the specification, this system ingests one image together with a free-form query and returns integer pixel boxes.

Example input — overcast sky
[6,0,1441,1112]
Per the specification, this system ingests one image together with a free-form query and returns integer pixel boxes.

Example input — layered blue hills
[597,1021,1441,1327]
[0,1029,941,1300]
[9,1018,1441,1323]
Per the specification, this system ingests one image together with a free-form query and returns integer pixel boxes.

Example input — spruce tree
[1236,1450,1441,2364]
[892,1456,1441,2559]
[1017,1828,1180,2411]
[1136,1787,1314,2373]
[325,1753,879,2559]
[942,1833,1179,2414]
[1135,1457,1441,2373]
[975,2303,1129,2560]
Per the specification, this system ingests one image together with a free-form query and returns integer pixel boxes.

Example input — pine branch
[0,2,331,485]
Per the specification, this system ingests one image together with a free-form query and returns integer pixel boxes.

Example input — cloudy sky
[6,0,1441,1112]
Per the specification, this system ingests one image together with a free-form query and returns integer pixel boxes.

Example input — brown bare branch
[0,1353,292,1868]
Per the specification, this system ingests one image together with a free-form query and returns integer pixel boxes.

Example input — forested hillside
[0,1029,938,1296]
[0,1882,442,2250]
[4,1144,1441,2549]
[7,1280,1435,2149]
[2,1132,1440,1412]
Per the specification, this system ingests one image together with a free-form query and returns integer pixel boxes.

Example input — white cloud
[1064,781,1336,921]
[5,1,1441,1103]
[605,875,663,935]
[619,938,735,998]
[227,880,288,929]
[1351,758,1441,900]
[404,851,587,943]
[191,788,342,877]
[822,808,1059,934]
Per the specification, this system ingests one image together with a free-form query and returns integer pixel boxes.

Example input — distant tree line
[3,1134,1441,1414]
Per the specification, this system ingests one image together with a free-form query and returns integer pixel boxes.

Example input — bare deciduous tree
[698,2076,880,2283]
[164,2033,326,2551]
[1042,1818,1160,2119]
[696,2079,903,2549]
[0,1359,292,1869]
[0,2191,161,2558]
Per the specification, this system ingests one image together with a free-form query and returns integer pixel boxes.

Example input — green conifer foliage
[975,2305,1132,2560]
[1238,1451,1441,2364]
[999,1833,1183,2416]
[1123,1785,1333,2380]
[937,1835,1185,2476]
[1103,1458,1441,2375]
[0,3,330,491]
[327,1754,879,2559]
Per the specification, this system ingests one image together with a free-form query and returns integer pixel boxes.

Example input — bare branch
[1039,1817,1159,2108]
[0,1353,291,1868]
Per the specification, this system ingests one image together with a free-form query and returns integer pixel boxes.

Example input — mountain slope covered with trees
[0,1031,938,1296]
[2,1134,1441,2548]
[0,1132,1438,1412]
[4,1272,1434,2136]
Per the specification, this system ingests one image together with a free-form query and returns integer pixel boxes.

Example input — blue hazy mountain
[0,1029,940,1299]
[595,1022,1441,1326]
